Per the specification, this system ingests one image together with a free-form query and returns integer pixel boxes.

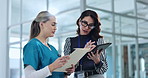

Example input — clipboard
[54,48,89,72]
[91,43,112,54]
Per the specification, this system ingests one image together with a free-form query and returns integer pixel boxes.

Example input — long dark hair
[76,10,103,40]
[29,11,54,40]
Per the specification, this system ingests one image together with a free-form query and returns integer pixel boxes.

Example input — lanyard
[77,36,90,71]
[77,36,90,48]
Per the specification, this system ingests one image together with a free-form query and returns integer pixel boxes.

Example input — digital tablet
[91,43,112,54]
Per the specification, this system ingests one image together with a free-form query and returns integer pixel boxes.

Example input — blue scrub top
[23,38,64,78]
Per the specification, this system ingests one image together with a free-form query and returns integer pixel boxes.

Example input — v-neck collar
[33,38,52,51]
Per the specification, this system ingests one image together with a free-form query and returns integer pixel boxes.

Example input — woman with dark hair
[23,11,75,78]
[64,10,108,78]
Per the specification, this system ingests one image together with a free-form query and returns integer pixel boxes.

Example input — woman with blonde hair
[23,11,75,78]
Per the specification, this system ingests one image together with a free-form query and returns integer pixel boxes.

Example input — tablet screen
[91,43,112,54]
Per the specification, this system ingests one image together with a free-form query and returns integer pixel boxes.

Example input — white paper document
[54,48,89,72]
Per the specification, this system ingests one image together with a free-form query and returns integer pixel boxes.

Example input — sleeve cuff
[95,60,103,68]
[45,66,52,77]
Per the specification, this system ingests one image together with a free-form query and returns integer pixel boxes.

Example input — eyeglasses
[80,20,95,29]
